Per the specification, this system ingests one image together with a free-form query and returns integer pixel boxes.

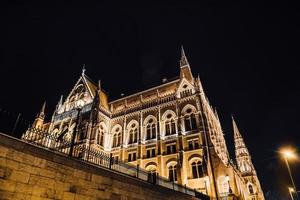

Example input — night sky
[0,2,299,199]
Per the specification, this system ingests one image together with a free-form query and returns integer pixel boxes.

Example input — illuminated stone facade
[25,47,264,199]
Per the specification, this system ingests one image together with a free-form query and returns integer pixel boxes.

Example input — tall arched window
[97,125,105,146]
[145,118,156,140]
[183,108,197,131]
[165,114,176,136]
[112,126,122,148]
[146,165,157,184]
[191,161,204,179]
[168,164,177,182]
[128,122,138,144]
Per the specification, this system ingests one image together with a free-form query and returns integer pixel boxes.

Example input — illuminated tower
[233,117,264,199]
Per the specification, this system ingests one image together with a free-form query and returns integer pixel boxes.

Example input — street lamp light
[280,147,298,200]
[289,187,295,200]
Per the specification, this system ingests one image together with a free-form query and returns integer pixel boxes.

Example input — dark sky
[0,2,299,199]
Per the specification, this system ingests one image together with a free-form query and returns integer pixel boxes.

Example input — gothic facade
[24,48,264,199]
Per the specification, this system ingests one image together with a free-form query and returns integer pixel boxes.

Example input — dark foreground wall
[0,133,197,200]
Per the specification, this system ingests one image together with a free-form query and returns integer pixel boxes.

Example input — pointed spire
[180,45,189,68]
[98,80,101,91]
[214,107,219,121]
[181,45,186,57]
[41,101,46,114]
[56,95,63,111]
[232,115,242,139]
[59,95,63,106]
[232,116,253,173]
[197,74,204,94]
[38,101,46,119]
[82,64,86,75]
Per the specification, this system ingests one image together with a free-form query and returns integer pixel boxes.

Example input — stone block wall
[0,133,197,200]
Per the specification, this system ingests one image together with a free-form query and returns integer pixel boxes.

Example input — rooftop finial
[98,80,101,91]
[181,45,186,58]
[180,45,189,67]
[41,101,46,114]
[82,64,86,75]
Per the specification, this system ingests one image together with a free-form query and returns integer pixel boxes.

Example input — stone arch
[145,162,157,170]
[161,110,176,120]
[181,104,198,132]
[127,119,139,129]
[95,122,107,146]
[143,115,157,125]
[166,158,177,167]
[188,154,202,164]
[126,120,139,145]
[181,104,197,115]
[162,110,177,136]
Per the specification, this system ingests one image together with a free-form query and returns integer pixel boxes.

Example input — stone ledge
[0,133,197,200]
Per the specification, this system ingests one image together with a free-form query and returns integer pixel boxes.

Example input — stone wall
[0,133,198,200]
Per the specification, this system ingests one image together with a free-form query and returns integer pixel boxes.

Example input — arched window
[129,128,138,144]
[183,108,197,131]
[248,184,254,194]
[97,125,105,146]
[146,165,157,184]
[191,161,204,179]
[165,114,176,136]
[145,117,156,140]
[112,126,122,148]
[146,165,157,173]
[168,164,177,182]
[127,121,138,144]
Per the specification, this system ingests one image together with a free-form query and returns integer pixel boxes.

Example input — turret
[32,101,46,129]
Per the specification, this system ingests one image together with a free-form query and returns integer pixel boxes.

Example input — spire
[214,107,219,121]
[33,101,46,129]
[41,101,46,115]
[38,101,46,119]
[179,46,193,81]
[98,80,101,91]
[56,95,63,111]
[59,95,63,106]
[82,64,86,75]
[180,45,189,68]
[232,116,253,174]
[197,74,204,94]
[232,115,242,139]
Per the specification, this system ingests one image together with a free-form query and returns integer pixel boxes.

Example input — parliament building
[24,47,264,199]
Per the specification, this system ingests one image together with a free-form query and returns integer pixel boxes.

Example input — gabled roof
[65,72,109,110]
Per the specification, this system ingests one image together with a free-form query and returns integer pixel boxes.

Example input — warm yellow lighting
[288,187,295,192]
[280,147,297,160]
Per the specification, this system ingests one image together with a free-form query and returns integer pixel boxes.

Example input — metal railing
[20,127,207,199]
